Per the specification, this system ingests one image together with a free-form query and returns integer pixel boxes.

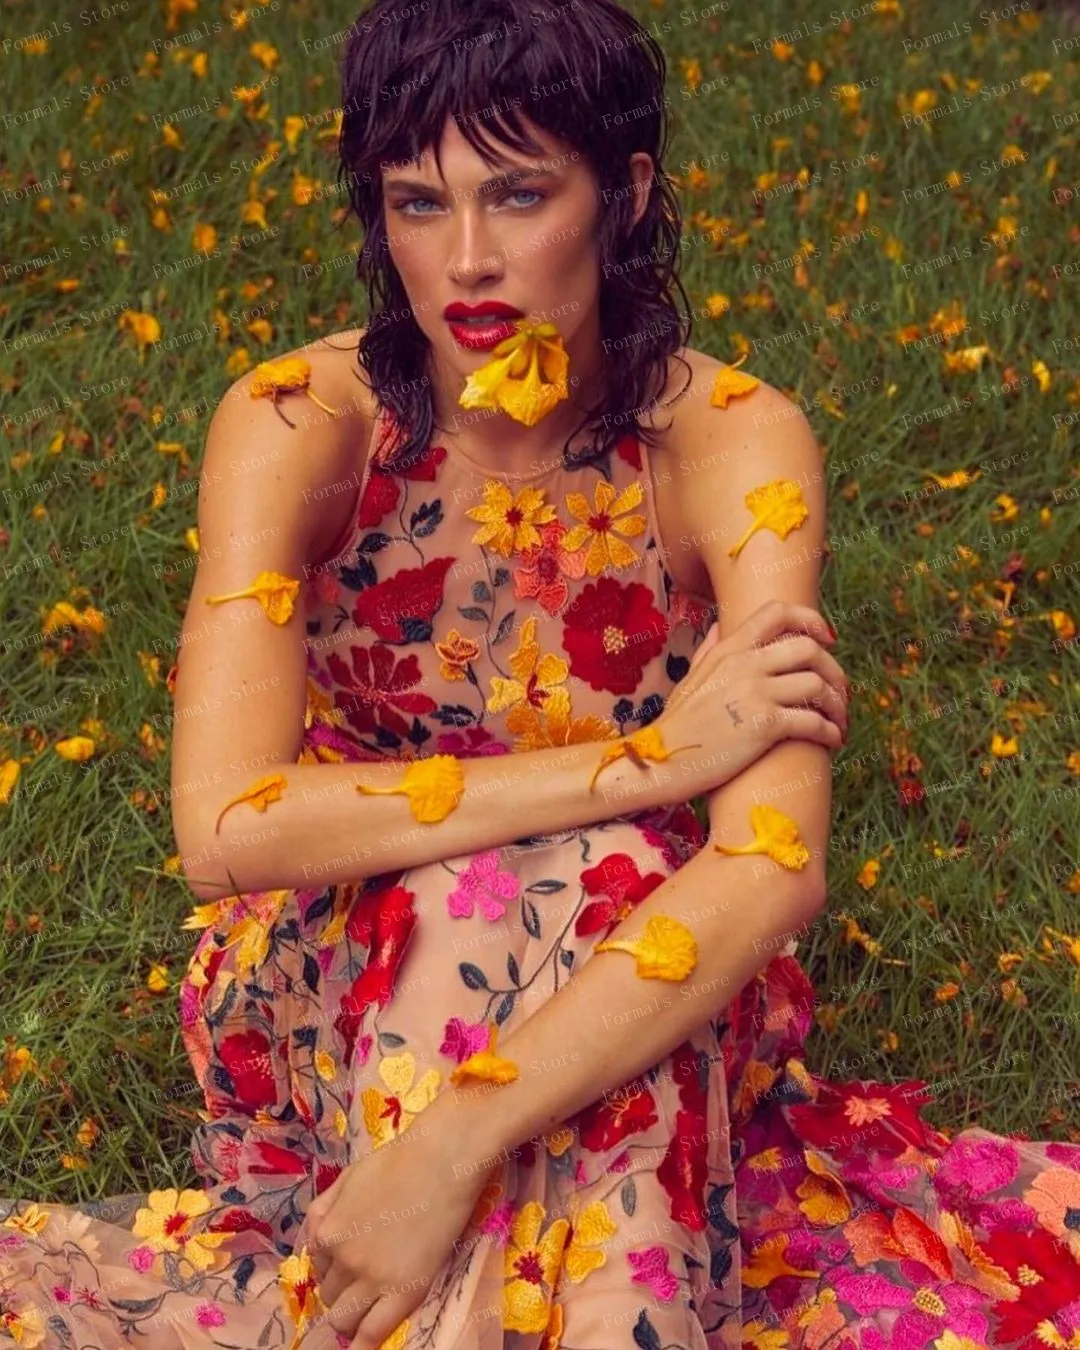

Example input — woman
[2,2,1077,1348]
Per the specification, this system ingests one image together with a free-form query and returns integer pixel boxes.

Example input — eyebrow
[383,166,558,196]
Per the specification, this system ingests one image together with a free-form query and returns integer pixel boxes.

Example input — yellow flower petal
[459,321,569,427]
[214,772,288,834]
[710,359,761,409]
[594,913,698,981]
[449,1023,519,1087]
[728,479,810,559]
[0,759,22,805]
[54,735,96,762]
[356,753,465,824]
[248,356,340,422]
[713,805,811,870]
[588,725,702,792]
[205,570,300,624]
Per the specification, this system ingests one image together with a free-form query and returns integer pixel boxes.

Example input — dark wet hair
[336,0,694,474]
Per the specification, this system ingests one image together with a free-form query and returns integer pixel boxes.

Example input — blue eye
[396,198,439,216]
[505,189,544,207]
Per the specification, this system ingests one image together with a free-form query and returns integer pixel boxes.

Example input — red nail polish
[827,624,838,641]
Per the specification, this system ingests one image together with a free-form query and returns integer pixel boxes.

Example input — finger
[349,1296,413,1350]
[758,634,847,694]
[776,706,845,750]
[767,673,847,733]
[746,600,835,652]
[322,1276,379,1339]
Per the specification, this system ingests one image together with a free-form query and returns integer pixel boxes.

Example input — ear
[626,152,656,230]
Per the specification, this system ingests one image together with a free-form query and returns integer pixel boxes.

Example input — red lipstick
[444,301,525,351]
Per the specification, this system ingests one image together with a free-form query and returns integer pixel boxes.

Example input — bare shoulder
[203,325,375,564]
[642,346,828,604]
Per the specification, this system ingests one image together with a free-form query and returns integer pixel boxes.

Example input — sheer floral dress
[2,408,1079,1350]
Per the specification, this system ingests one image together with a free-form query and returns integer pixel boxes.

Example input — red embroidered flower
[573,1077,659,1152]
[359,442,447,527]
[326,642,438,740]
[218,1029,277,1112]
[575,852,666,939]
[985,1227,1080,1345]
[210,1207,276,1238]
[341,883,417,1018]
[657,1106,710,1231]
[352,555,455,643]
[562,576,668,695]
[788,1078,937,1157]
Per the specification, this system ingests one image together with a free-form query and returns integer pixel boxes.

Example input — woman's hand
[300,1102,500,1349]
[657,600,850,798]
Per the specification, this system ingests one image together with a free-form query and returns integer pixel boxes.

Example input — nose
[446,204,505,288]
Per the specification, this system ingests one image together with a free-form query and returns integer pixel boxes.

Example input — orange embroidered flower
[278,1245,327,1347]
[513,519,589,616]
[560,477,647,575]
[1023,1167,1080,1257]
[465,479,558,558]
[434,629,482,681]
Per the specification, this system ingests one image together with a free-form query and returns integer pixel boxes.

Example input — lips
[445,302,525,351]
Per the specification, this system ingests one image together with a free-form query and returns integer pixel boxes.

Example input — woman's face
[380,115,651,389]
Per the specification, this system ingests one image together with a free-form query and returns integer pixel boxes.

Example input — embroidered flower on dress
[465,479,558,558]
[560,476,647,575]
[447,850,521,921]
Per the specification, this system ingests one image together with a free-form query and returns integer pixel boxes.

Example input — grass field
[1,0,1078,1206]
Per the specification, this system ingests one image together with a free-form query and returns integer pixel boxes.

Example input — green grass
[2,0,1079,1203]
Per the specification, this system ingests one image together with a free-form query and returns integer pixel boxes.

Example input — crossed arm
[428,381,838,1161]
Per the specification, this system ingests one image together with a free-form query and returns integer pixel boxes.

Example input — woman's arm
[416,381,838,1156]
[171,368,724,902]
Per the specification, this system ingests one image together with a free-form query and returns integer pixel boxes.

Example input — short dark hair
[336,0,694,473]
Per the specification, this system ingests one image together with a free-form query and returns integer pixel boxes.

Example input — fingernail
[827,624,838,641]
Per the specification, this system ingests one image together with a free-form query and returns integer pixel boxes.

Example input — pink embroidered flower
[439,1016,492,1064]
[435,726,511,758]
[513,519,588,616]
[127,1245,155,1273]
[480,1198,514,1246]
[627,1245,679,1303]
[887,1278,989,1349]
[933,1133,1020,1205]
[310,570,341,607]
[51,1284,72,1304]
[195,1303,227,1328]
[447,850,519,921]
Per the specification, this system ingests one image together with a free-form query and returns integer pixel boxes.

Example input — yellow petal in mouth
[355,753,466,823]
[594,913,699,981]
[713,804,811,870]
[728,478,810,559]
[458,321,569,427]
[205,570,300,624]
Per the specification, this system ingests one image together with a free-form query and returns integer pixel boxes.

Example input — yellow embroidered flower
[205,570,300,624]
[560,477,647,575]
[2,1203,50,1237]
[713,805,811,870]
[278,1244,327,1347]
[710,357,761,408]
[361,1052,440,1149]
[488,615,570,722]
[355,753,466,824]
[249,355,340,428]
[449,1022,519,1088]
[215,773,287,834]
[466,479,558,558]
[561,1199,618,1283]
[594,913,699,981]
[588,723,703,792]
[459,321,569,427]
[435,629,481,681]
[503,1201,571,1333]
[796,1150,853,1226]
[728,479,810,559]
[131,1189,228,1272]
[216,890,291,979]
[0,1298,45,1349]
[506,693,618,754]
